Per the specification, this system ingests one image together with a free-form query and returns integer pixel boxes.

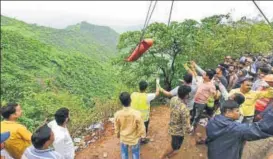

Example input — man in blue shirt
[206,100,273,159]
[23,124,64,159]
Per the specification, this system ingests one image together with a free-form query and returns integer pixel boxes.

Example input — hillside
[1,16,124,132]
[1,16,119,61]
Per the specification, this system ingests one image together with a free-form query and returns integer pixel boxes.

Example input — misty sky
[2,1,273,32]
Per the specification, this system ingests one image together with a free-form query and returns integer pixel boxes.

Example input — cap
[1,132,10,143]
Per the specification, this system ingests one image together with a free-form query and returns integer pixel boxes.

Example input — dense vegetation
[1,16,125,135]
[115,14,273,90]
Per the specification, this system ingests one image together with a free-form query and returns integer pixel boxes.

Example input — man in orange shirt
[1,103,32,159]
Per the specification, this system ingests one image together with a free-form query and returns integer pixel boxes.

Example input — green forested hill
[1,16,119,60]
[1,16,124,133]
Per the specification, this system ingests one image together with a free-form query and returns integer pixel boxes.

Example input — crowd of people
[114,53,273,159]
[1,104,74,159]
[1,53,273,159]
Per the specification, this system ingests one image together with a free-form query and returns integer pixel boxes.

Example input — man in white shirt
[48,108,75,159]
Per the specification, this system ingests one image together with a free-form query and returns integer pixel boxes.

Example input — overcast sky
[2,1,273,31]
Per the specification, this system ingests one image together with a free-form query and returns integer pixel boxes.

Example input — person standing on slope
[131,80,160,144]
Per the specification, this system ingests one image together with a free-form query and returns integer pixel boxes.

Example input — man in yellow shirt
[229,78,273,123]
[1,103,32,159]
[114,92,146,159]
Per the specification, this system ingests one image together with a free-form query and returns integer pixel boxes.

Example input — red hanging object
[126,39,154,62]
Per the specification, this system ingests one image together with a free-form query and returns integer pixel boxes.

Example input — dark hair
[183,73,193,84]
[139,80,148,91]
[233,93,245,105]
[119,92,131,107]
[259,67,271,74]
[1,103,19,119]
[178,85,191,99]
[218,66,226,73]
[31,125,52,149]
[221,100,239,114]
[241,78,252,84]
[55,107,69,126]
[220,63,229,69]
[205,70,215,80]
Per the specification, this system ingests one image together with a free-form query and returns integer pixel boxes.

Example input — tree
[114,14,273,91]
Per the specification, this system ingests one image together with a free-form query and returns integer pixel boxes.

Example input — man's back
[114,107,145,145]
[131,92,155,122]
[1,121,32,159]
[169,96,190,136]
[206,115,243,159]
[23,146,63,159]
[47,120,75,159]
[206,112,273,159]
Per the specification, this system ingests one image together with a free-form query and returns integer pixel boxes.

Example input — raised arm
[240,107,273,141]
[190,61,205,76]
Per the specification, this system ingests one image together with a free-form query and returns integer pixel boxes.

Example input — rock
[90,139,96,143]
[74,146,79,152]
[103,152,108,158]
[74,138,81,143]
[199,153,203,157]
[86,122,104,131]
[79,141,86,148]
[94,122,104,130]
[199,118,208,127]
[92,132,96,137]
[150,138,154,142]
[109,118,115,123]
[87,141,92,144]
[84,135,92,142]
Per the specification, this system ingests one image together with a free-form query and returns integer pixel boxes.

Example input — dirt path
[76,106,207,159]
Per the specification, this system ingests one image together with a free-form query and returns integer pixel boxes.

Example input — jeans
[144,119,150,134]
[121,142,140,159]
[242,116,254,123]
[191,103,207,128]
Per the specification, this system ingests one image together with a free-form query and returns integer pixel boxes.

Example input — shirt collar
[2,120,17,124]
[34,147,54,153]
[123,107,131,110]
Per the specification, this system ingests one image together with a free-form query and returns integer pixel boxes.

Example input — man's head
[203,70,215,81]
[183,73,193,84]
[225,56,232,63]
[245,58,252,66]
[238,69,247,77]
[229,93,245,105]
[31,125,54,150]
[177,85,192,100]
[139,80,148,92]
[1,132,10,150]
[240,79,253,93]
[258,67,271,78]
[55,107,70,126]
[119,92,131,107]
[222,100,241,120]
[1,103,22,120]
[238,62,246,70]
[216,65,226,76]
[228,65,235,73]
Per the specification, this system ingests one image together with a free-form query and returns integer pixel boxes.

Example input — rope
[167,0,175,27]
[252,0,273,55]
[142,1,153,31]
[252,0,273,29]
